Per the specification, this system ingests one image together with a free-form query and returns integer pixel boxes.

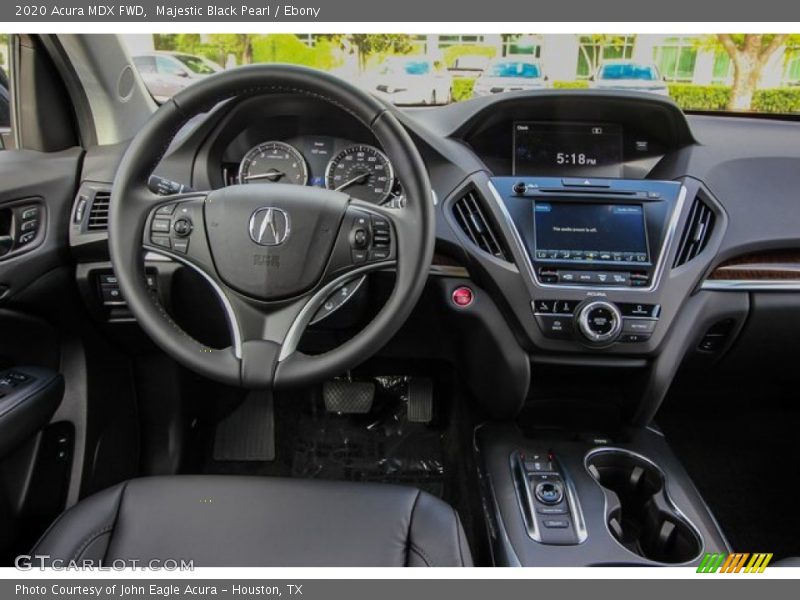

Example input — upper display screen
[513,122,624,177]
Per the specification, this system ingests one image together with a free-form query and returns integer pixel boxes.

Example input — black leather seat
[33,475,472,567]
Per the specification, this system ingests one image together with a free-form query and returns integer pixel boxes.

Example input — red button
[452,286,474,307]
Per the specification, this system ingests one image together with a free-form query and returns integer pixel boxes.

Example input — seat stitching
[452,506,466,566]
[408,543,433,567]
[406,491,438,567]
[71,526,114,562]
[406,490,422,567]
[101,480,129,560]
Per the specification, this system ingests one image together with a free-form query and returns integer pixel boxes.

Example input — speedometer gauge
[325,145,395,204]
[238,141,308,186]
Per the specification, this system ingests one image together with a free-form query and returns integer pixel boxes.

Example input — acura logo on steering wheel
[248,207,291,246]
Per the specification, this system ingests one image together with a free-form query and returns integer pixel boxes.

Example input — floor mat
[198,376,446,497]
[292,376,446,496]
[658,383,800,559]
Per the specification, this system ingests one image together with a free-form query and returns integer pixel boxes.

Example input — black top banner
[3,0,798,22]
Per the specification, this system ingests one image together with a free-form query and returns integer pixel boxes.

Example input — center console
[476,423,728,567]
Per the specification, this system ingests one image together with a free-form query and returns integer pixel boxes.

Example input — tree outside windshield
[122,33,800,114]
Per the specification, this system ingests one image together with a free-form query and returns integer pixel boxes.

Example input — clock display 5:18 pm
[555,152,599,166]
[513,121,624,177]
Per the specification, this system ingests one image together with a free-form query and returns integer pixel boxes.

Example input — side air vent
[452,189,510,261]
[87,191,111,231]
[673,195,714,268]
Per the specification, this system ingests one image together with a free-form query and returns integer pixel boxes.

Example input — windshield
[488,62,541,78]
[382,60,431,75]
[173,54,219,74]
[598,64,658,81]
[123,33,800,114]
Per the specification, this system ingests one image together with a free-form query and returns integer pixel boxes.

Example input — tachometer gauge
[325,145,395,204]
[238,141,308,186]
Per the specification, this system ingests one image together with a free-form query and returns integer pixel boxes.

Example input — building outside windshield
[117,33,800,114]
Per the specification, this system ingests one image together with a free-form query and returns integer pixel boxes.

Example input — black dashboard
[67,88,800,422]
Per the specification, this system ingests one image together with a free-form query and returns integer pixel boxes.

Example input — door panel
[0,147,82,302]
[0,146,82,562]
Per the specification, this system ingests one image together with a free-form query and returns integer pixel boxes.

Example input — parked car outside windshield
[473,59,547,96]
[591,60,669,96]
[366,57,453,105]
[132,51,223,103]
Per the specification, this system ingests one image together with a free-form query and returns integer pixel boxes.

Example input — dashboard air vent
[87,191,111,231]
[673,194,714,268]
[452,188,509,261]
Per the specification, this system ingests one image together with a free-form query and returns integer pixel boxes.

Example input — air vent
[87,191,111,231]
[452,189,509,260]
[673,195,714,268]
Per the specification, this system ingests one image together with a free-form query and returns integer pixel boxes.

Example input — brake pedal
[407,378,434,423]
[323,379,375,414]
[213,390,275,461]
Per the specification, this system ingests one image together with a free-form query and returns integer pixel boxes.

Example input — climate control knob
[576,300,622,344]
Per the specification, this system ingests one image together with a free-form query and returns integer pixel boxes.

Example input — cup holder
[586,449,702,564]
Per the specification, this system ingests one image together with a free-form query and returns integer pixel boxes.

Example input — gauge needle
[334,172,370,191]
[244,169,285,182]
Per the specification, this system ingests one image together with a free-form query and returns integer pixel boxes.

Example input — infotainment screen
[513,122,623,176]
[534,202,649,264]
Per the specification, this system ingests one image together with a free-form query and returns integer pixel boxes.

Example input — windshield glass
[381,59,431,75]
[173,54,219,74]
[488,62,541,78]
[122,33,800,114]
[598,63,658,81]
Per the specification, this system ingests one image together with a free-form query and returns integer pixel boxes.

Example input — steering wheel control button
[353,228,369,248]
[155,204,176,216]
[534,480,564,505]
[173,218,193,237]
[451,286,474,307]
[150,235,171,249]
[347,210,393,265]
[576,300,622,344]
[151,218,171,233]
[172,239,189,254]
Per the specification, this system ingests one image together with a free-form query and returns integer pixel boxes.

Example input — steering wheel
[108,65,435,389]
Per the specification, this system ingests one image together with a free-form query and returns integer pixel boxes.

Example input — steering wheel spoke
[221,292,310,388]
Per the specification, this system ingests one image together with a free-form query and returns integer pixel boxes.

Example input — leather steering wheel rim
[109,64,435,389]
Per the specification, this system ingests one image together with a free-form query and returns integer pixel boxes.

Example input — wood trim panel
[708,250,800,281]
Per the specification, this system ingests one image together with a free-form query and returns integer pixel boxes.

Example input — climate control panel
[532,299,660,345]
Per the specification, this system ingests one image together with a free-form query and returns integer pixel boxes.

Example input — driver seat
[32,475,473,567]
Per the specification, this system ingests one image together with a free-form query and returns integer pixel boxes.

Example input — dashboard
[67,88,800,423]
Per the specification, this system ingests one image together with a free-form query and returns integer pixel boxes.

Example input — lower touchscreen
[534,202,649,264]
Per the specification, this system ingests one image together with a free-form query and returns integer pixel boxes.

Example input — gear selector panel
[512,449,587,545]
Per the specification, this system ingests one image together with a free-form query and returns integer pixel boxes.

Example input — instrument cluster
[224,136,404,206]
